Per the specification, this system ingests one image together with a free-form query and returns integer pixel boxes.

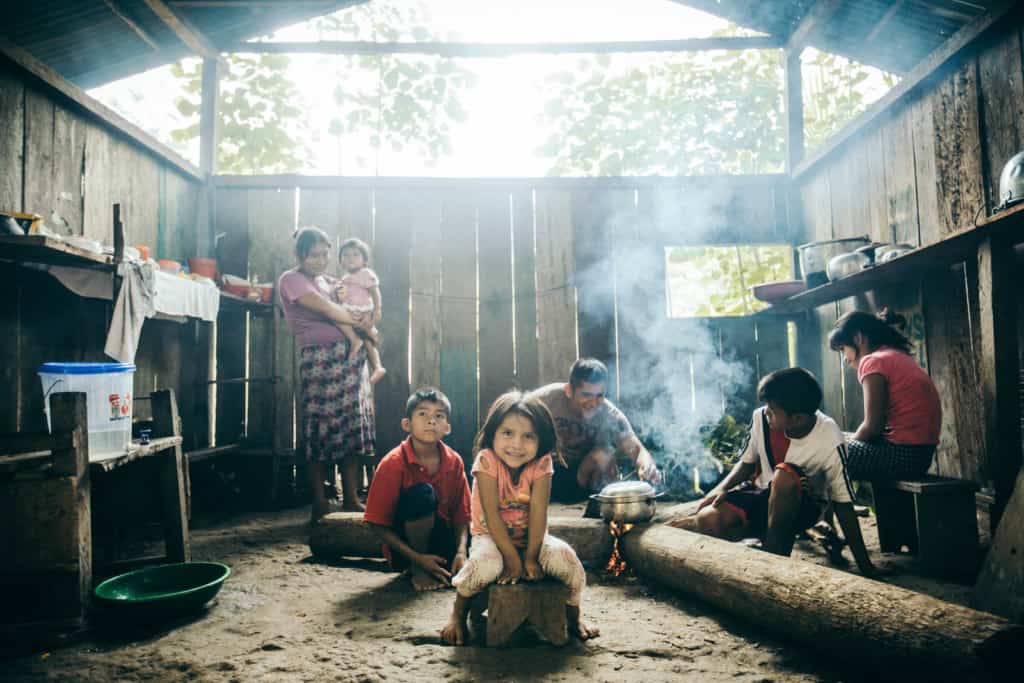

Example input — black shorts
[550,464,590,503]
[386,482,458,570]
[720,465,823,538]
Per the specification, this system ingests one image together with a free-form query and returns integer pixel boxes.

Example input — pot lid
[592,480,658,502]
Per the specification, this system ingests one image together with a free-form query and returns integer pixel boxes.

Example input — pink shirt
[277,269,344,348]
[858,347,942,445]
[470,449,554,548]
[340,267,379,309]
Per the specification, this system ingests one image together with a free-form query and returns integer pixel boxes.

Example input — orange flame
[604,521,636,577]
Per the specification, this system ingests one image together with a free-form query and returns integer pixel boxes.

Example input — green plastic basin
[93,562,230,619]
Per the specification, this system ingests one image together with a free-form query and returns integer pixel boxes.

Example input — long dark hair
[474,391,564,467]
[293,226,331,261]
[828,308,913,354]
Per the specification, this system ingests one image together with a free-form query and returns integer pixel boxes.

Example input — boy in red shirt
[364,388,471,591]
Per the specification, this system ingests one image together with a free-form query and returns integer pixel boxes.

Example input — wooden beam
[173,1,341,6]
[141,0,228,68]
[866,0,906,43]
[213,173,786,190]
[784,47,805,172]
[102,0,160,50]
[0,39,202,181]
[787,0,845,50]
[225,36,783,57]
[792,0,1019,181]
[975,234,1021,528]
[199,57,220,175]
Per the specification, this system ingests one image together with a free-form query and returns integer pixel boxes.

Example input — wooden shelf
[185,443,242,463]
[89,436,182,473]
[219,290,274,315]
[760,202,1024,315]
[0,235,114,270]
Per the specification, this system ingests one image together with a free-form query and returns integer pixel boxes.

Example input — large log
[621,525,1023,680]
[309,513,613,566]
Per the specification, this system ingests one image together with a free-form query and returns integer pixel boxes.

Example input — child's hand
[414,553,452,585]
[697,488,726,512]
[523,557,544,581]
[498,554,523,585]
[373,309,382,325]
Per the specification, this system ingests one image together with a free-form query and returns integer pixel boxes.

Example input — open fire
[605,521,635,577]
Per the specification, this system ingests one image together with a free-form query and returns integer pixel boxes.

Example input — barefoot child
[333,238,386,385]
[669,368,879,577]
[364,388,470,591]
[441,391,599,645]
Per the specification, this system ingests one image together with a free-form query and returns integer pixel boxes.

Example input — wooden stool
[471,579,570,647]
[872,475,978,578]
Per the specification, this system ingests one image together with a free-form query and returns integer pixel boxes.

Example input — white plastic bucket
[39,362,136,457]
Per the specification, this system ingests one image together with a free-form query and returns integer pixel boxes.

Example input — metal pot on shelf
[876,243,915,263]
[827,251,871,281]
[797,236,871,288]
[590,481,664,524]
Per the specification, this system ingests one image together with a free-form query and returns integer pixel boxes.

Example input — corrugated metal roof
[672,0,998,74]
[0,0,1005,86]
[0,0,367,87]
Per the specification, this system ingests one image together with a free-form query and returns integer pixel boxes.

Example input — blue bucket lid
[39,362,136,374]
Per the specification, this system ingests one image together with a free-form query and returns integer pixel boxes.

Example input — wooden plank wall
[0,56,202,444]
[229,175,787,467]
[794,16,1024,492]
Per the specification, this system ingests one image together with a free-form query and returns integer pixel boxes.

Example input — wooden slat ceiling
[0,0,1004,87]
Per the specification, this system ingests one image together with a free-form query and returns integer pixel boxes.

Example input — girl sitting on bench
[828,309,942,480]
[441,391,599,645]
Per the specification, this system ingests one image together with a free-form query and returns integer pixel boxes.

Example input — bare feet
[347,338,364,361]
[341,500,365,512]
[411,568,448,592]
[667,515,699,532]
[369,367,387,385]
[440,612,468,645]
[567,605,599,640]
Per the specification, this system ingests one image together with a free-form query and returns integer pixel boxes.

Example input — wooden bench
[0,390,190,634]
[871,475,979,578]
[470,579,570,647]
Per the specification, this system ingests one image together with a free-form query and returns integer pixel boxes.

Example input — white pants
[452,533,586,606]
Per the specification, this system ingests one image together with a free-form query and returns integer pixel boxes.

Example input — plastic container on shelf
[38,362,136,458]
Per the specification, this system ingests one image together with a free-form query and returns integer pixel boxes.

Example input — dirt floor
[4,501,987,683]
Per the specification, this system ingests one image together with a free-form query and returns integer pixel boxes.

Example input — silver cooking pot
[590,481,664,523]
[797,236,871,288]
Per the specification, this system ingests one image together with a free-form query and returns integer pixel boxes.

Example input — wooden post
[198,56,220,256]
[975,234,1021,528]
[784,47,805,173]
[152,389,191,562]
[621,525,1024,678]
[49,392,92,623]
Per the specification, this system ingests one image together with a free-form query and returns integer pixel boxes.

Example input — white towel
[104,261,156,363]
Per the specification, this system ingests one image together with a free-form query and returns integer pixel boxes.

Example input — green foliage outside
[170,1,475,174]
[172,54,308,174]
[700,413,749,470]
[314,2,476,172]
[538,48,785,176]
[666,245,793,317]
[537,40,895,176]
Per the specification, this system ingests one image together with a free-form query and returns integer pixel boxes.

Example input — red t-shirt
[858,346,942,445]
[363,437,471,528]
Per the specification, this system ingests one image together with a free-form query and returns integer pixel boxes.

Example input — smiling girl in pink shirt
[440,391,599,646]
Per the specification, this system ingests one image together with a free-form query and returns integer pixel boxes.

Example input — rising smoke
[576,180,755,495]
